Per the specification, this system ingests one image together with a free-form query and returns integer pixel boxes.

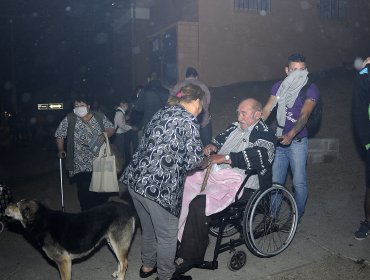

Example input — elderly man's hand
[200,157,211,169]
[204,144,217,156]
[209,154,231,165]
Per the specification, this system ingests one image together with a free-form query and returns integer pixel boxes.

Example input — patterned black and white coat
[213,120,277,190]
[121,105,204,217]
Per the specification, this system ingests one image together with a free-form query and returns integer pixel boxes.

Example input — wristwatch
[224,154,230,161]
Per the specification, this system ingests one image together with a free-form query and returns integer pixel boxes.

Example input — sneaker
[355,220,370,240]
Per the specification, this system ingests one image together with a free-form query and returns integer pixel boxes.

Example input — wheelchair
[199,171,299,271]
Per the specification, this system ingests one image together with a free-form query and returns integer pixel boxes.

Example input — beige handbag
[89,133,119,193]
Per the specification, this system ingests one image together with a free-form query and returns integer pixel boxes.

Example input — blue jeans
[273,137,308,219]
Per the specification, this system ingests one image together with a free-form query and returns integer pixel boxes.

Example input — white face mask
[73,106,88,118]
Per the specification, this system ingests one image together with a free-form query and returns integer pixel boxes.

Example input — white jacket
[114,107,132,134]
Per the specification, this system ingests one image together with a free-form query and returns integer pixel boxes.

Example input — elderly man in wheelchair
[175,98,299,275]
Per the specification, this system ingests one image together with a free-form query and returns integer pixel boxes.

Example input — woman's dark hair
[73,94,92,105]
[168,83,205,106]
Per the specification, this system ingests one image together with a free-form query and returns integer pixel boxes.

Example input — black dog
[5,199,135,280]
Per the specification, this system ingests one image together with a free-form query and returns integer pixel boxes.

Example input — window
[318,0,346,19]
[234,0,271,14]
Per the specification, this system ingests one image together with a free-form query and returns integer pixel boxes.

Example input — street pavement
[0,142,370,280]
[1,67,370,280]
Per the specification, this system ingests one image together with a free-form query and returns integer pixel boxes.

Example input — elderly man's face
[237,100,260,129]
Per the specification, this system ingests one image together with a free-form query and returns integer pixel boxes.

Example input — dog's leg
[55,257,72,280]
[44,246,72,280]
[109,218,135,280]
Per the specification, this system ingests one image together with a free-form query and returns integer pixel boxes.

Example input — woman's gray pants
[129,187,178,280]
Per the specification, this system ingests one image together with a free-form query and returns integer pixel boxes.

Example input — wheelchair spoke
[244,184,298,257]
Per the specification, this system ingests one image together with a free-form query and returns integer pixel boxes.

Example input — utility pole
[131,0,136,91]
[9,18,17,113]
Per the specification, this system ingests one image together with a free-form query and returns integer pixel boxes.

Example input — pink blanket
[178,168,245,241]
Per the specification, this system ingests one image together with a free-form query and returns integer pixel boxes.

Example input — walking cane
[59,158,65,212]
[200,164,212,192]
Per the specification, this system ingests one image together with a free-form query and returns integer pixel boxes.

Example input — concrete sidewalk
[0,144,370,280]
[1,68,370,279]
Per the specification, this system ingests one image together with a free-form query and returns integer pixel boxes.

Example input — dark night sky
[0,0,132,114]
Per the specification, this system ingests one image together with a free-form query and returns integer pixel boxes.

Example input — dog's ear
[21,206,32,221]
[20,200,39,223]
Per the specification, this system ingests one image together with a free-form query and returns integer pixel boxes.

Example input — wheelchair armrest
[244,169,258,176]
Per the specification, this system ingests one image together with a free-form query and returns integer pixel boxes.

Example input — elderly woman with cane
[121,84,205,280]
[55,95,115,211]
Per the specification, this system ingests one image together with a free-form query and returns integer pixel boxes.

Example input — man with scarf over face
[262,53,320,222]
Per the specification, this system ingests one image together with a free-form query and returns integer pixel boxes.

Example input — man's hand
[200,157,211,169]
[204,144,217,156]
[277,133,294,146]
[209,154,231,165]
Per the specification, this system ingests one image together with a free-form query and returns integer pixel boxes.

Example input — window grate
[318,0,346,19]
[234,0,271,14]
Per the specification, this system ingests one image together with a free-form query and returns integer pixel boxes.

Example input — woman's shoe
[139,266,157,278]
[171,274,192,280]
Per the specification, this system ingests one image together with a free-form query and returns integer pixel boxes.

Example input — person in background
[134,73,169,131]
[126,87,144,155]
[121,84,205,280]
[171,67,212,146]
[113,99,136,168]
[55,95,115,211]
[262,53,320,222]
[353,57,370,240]
[130,86,144,129]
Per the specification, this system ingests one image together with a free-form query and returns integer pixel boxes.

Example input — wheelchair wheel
[209,223,238,237]
[227,250,247,271]
[243,184,298,257]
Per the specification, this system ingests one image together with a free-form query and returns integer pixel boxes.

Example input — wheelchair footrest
[195,261,218,270]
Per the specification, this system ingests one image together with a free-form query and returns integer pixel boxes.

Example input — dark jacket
[213,120,277,190]
[352,63,370,149]
[135,80,169,129]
